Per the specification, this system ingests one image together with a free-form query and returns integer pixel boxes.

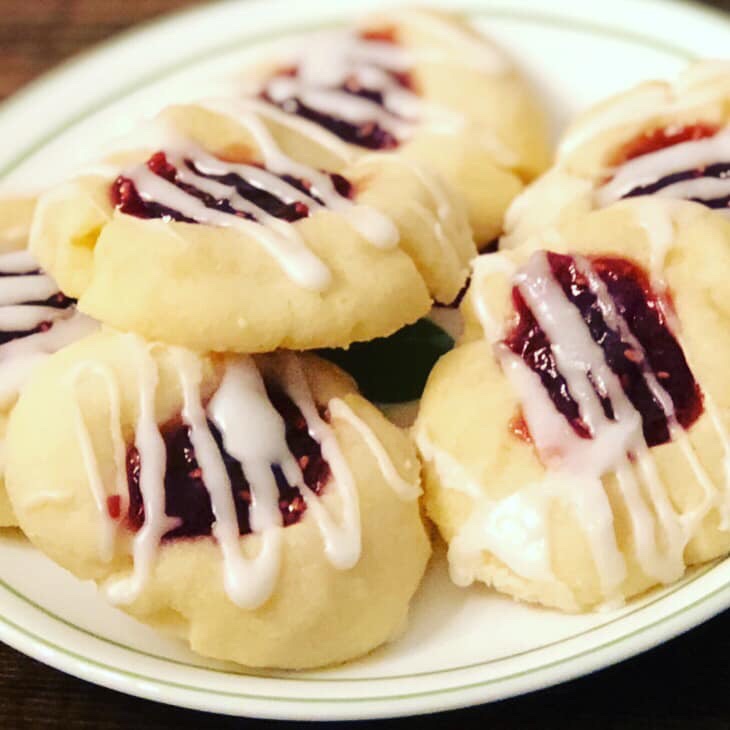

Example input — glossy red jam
[261,29,415,151]
[612,123,720,165]
[504,252,703,447]
[111,151,353,224]
[122,385,330,539]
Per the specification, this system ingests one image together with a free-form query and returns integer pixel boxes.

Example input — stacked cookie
[1,10,551,668]
[416,61,730,611]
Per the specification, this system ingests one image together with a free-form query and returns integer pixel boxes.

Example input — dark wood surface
[2,1,730,727]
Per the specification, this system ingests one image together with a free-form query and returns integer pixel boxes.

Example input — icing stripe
[200,98,400,249]
[598,128,730,211]
[329,397,421,501]
[106,340,179,606]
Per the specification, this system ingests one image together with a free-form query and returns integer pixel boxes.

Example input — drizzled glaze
[0,249,97,406]
[69,343,419,609]
[598,125,730,213]
[259,12,508,152]
[434,248,730,601]
[262,29,419,151]
[111,104,400,291]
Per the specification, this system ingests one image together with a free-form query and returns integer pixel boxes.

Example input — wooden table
[2,1,730,727]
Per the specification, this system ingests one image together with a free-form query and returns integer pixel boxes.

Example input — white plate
[1,0,729,721]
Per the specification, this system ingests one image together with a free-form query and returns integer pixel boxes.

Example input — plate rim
[1,0,730,720]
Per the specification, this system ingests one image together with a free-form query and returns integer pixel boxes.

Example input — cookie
[0,198,97,527]
[6,330,430,668]
[30,101,475,352]
[416,199,730,611]
[503,61,730,248]
[254,8,551,247]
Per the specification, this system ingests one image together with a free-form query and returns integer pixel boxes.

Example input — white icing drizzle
[0,249,98,407]
[200,97,400,249]
[0,305,64,331]
[0,312,98,407]
[67,362,127,562]
[205,355,286,607]
[107,340,180,606]
[283,30,420,142]
[0,250,39,274]
[70,345,418,609]
[597,127,730,211]
[638,203,730,530]
[558,59,730,172]
[277,353,361,568]
[236,97,356,164]
[122,101,402,289]
[448,247,730,600]
[0,274,57,306]
[266,75,416,138]
[295,31,412,87]
[260,25,481,144]
[329,397,421,501]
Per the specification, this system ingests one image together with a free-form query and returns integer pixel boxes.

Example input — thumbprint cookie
[416,199,730,611]
[30,101,475,352]
[6,331,430,668]
[253,7,551,247]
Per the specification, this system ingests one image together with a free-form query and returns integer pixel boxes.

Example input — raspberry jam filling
[607,123,730,210]
[504,252,703,447]
[111,151,353,223]
[612,123,720,165]
[123,385,330,539]
[262,29,415,151]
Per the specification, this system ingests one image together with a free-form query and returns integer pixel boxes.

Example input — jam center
[504,252,703,448]
[261,29,416,151]
[612,123,720,166]
[122,384,330,539]
[111,151,353,224]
